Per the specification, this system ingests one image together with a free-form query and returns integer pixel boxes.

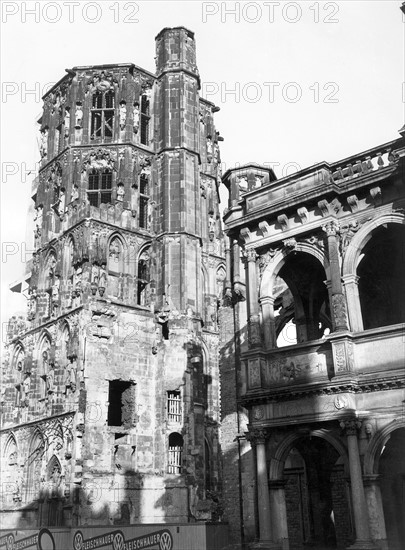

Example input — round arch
[363,419,405,475]
[260,243,330,299]
[343,212,405,277]
[269,428,348,480]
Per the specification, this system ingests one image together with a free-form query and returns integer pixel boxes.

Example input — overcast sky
[1,0,404,343]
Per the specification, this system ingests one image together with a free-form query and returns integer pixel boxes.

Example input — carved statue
[64,108,70,137]
[58,189,66,217]
[133,103,140,134]
[208,214,216,233]
[34,225,41,249]
[75,103,83,127]
[206,137,213,163]
[39,129,48,159]
[21,373,31,406]
[98,264,107,293]
[119,102,127,130]
[51,275,60,315]
[27,289,37,320]
[64,358,77,394]
[117,184,125,202]
[71,184,79,201]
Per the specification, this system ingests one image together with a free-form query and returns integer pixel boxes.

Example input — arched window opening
[357,224,405,330]
[168,432,183,474]
[87,168,112,207]
[274,253,331,347]
[45,455,63,526]
[137,250,150,306]
[2,436,20,504]
[91,90,115,140]
[26,432,45,503]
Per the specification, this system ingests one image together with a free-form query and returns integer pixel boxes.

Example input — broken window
[167,391,181,422]
[87,169,112,207]
[91,90,115,140]
[168,432,183,474]
[140,94,150,145]
[107,380,136,428]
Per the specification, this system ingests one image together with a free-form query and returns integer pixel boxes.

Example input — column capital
[245,247,258,263]
[246,428,269,445]
[340,417,362,436]
[322,220,340,237]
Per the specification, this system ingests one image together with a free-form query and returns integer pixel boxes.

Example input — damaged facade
[1,27,226,532]
[220,138,405,550]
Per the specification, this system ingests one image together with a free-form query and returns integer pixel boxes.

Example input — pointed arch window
[139,171,150,229]
[91,90,115,141]
[2,436,20,505]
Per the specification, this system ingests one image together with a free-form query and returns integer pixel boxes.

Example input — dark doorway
[283,437,352,549]
[379,428,405,550]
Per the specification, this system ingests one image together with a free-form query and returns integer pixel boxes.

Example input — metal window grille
[167,391,181,422]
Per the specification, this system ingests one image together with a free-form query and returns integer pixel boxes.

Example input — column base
[346,540,380,550]
[250,541,280,550]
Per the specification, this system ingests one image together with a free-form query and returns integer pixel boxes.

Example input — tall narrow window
[108,380,136,428]
[167,391,181,422]
[139,173,149,229]
[87,169,112,207]
[140,94,150,145]
[168,433,183,474]
[91,90,115,140]
[137,250,150,306]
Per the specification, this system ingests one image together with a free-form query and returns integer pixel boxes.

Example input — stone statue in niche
[27,289,37,320]
[208,213,216,241]
[98,263,107,295]
[34,225,41,249]
[58,189,66,217]
[64,107,70,138]
[48,255,57,279]
[213,141,220,164]
[206,137,213,163]
[39,129,48,159]
[75,103,83,128]
[117,184,125,202]
[71,184,79,202]
[254,175,264,188]
[119,102,127,130]
[51,274,60,315]
[64,358,77,395]
[21,373,31,407]
[133,103,140,134]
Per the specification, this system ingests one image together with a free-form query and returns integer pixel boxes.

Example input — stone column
[245,248,261,348]
[260,296,276,349]
[342,274,364,332]
[268,479,289,549]
[322,221,349,331]
[340,419,377,549]
[247,429,277,549]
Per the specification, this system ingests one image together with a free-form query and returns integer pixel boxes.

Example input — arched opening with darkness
[357,224,405,330]
[168,432,183,475]
[274,252,331,347]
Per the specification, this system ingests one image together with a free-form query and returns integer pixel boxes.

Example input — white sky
[1,0,404,345]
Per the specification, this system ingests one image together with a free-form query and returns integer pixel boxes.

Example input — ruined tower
[1,27,226,532]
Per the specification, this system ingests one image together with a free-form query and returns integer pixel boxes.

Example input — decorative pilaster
[245,248,262,348]
[340,419,378,549]
[322,221,349,331]
[363,474,388,549]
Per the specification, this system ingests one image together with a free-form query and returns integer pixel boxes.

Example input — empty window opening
[108,380,136,428]
[91,90,115,140]
[167,391,181,422]
[168,432,183,474]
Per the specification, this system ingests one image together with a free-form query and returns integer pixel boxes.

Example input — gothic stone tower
[1,27,225,529]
